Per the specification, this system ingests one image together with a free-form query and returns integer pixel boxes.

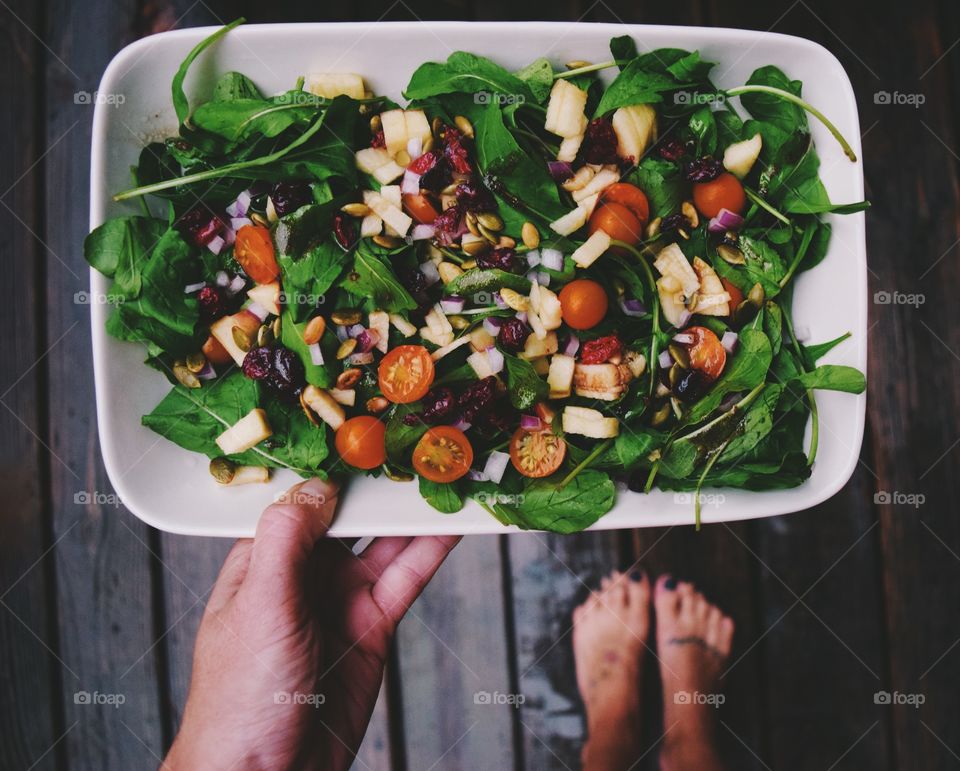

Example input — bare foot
[654,575,734,771]
[573,569,650,771]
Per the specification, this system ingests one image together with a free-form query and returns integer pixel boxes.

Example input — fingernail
[630,569,643,582]
[664,577,677,590]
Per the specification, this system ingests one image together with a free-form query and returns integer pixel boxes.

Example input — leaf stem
[781,304,819,464]
[744,186,791,225]
[611,239,661,397]
[778,219,817,289]
[554,60,623,80]
[724,84,857,162]
[559,438,614,488]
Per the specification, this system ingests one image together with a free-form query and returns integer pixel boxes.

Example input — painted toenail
[630,569,643,581]
[664,577,677,590]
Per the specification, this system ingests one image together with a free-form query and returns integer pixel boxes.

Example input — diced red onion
[547,160,574,182]
[246,301,269,322]
[516,311,528,323]
[226,275,246,296]
[308,342,325,365]
[346,323,365,339]
[215,271,230,288]
[520,414,543,431]
[707,207,745,233]
[206,235,225,255]
[452,418,472,432]
[678,309,693,328]
[230,216,253,231]
[348,351,375,366]
[540,248,564,271]
[563,333,580,357]
[419,260,440,286]
[196,361,217,380]
[483,451,510,484]
[526,250,541,268]
[659,349,674,369]
[184,281,206,294]
[356,328,380,353]
[440,296,465,314]
[620,297,646,317]
[672,332,694,345]
[483,317,503,337]
[493,292,507,308]
[467,468,490,482]
[721,330,739,353]
[411,224,436,241]
[536,271,551,287]
[225,190,251,218]
[486,346,505,374]
[406,136,423,160]
[335,325,349,342]
[222,227,236,247]
[401,170,421,195]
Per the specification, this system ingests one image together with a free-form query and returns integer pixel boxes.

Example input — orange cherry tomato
[335,416,387,470]
[720,277,744,312]
[402,193,440,224]
[588,202,642,247]
[413,426,473,483]
[692,173,746,219]
[378,345,435,404]
[684,326,727,380]
[599,183,650,227]
[202,334,232,366]
[509,427,566,478]
[234,225,280,284]
[559,279,609,330]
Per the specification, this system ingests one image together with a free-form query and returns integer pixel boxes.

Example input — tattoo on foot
[667,635,725,660]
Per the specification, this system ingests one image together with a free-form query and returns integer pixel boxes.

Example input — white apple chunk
[562,406,620,439]
[389,313,417,337]
[571,229,611,268]
[360,213,383,238]
[305,72,366,99]
[302,386,345,431]
[363,190,412,236]
[572,168,620,203]
[547,354,575,398]
[210,311,260,366]
[723,132,762,179]
[246,282,280,316]
[557,133,584,163]
[368,310,390,353]
[545,79,589,138]
[653,243,700,297]
[611,104,657,162]
[216,408,273,455]
[519,330,558,360]
[328,388,356,406]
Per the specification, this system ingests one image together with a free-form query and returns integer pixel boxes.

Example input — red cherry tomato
[413,426,473,483]
[692,173,746,219]
[559,279,609,330]
[599,183,650,227]
[588,202,642,246]
[336,416,387,470]
[509,427,566,478]
[234,225,280,284]
[402,193,440,224]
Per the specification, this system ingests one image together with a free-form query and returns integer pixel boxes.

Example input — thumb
[243,478,339,600]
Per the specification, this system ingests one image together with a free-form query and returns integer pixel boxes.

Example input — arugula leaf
[739,66,807,134]
[342,244,417,313]
[595,62,678,116]
[503,354,547,411]
[500,470,615,533]
[211,71,263,102]
[514,57,554,102]
[419,477,464,513]
[385,403,428,465]
[615,427,666,469]
[405,52,533,103]
[796,365,866,393]
[688,106,717,156]
[684,329,773,424]
[444,267,531,299]
[280,305,332,388]
[84,216,168,297]
[609,35,639,64]
[279,236,347,322]
[190,98,315,143]
[802,332,850,364]
[172,19,246,124]
[627,157,684,219]
[719,384,782,463]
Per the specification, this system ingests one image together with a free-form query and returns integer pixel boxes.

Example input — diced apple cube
[572,168,620,203]
[547,354,576,398]
[364,190,412,236]
[467,350,496,379]
[302,386,345,431]
[470,327,496,352]
[246,282,281,315]
[329,388,356,406]
[545,79,589,138]
[550,206,588,236]
[210,311,260,366]
[657,277,687,327]
[557,133,584,163]
[360,213,383,238]
[562,406,620,439]
[379,109,409,155]
[378,185,402,207]
[372,161,405,185]
[519,330,558,360]
[404,110,432,147]
[305,72,366,100]
[723,132,762,179]
[216,408,273,455]
[355,147,392,174]
[419,326,454,348]
[612,104,657,162]
[571,229,611,268]
[578,192,600,220]
[389,313,417,337]
[653,243,700,297]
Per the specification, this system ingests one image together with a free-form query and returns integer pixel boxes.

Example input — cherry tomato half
[378,345,436,404]
[559,279,609,330]
[599,183,650,227]
[234,225,280,284]
[402,193,440,224]
[336,416,387,470]
[692,173,746,219]
[720,277,744,312]
[684,326,727,380]
[588,202,642,247]
[413,426,473,483]
[509,427,566,478]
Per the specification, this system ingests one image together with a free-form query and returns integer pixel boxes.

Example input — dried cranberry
[477,402,515,435]
[421,387,457,424]
[455,179,496,213]
[402,413,424,426]
[477,248,516,272]
[458,376,499,423]
[269,182,312,217]
[432,204,465,246]
[197,285,226,322]
[266,347,305,395]
[242,346,273,380]
[407,150,438,176]
[399,266,427,297]
[371,129,385,148]
[580,335,623,364]
[683,157,723,183]
[497,318,531,352]
[177,207,223,247]
[673,369,708,401]
[333,212,357,250]
[582,118,620,165]
[658,137,687,162]
[442,125,472,175]
[660,212,689,235]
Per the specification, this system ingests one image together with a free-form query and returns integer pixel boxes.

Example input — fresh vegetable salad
[85,20,867,532]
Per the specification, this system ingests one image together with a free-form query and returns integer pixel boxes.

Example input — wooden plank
[508,529,622,770]
[395,534,516,771]
[0,0,62,768]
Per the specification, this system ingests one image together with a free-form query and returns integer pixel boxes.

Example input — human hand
[164,478,460,770]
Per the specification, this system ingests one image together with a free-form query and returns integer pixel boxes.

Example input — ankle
[658,728,723,771]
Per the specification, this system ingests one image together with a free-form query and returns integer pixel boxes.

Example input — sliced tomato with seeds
[509,427,566,478]
[413,426,473,483]
[402,193,440,224]
[684,326,727,380]
[378,345,436,404]
[234,224,280,284]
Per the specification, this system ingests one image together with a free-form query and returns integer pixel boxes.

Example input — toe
[718,616,735,655]
[626,569,650,607]
[654,574,681,619]
[679,589,701,622]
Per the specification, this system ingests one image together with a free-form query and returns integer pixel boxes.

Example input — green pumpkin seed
[717,243,746,265]
[336,338,357,360]
[173,364,201,389]
[331,309,362,326]
[383,466,415,482]
[651,402,671,426]
[257,324,273,348]
[271,317,282,339]
[477,212,503,232]
[478,223,500,245]
[209,457,236,484]
[185,352,206,373]
[373,234,403,249]
[747,282,765,306]
[232,325,252,352]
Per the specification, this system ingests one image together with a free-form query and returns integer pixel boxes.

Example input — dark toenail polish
[664,577,677,590]
[630,569,643,581]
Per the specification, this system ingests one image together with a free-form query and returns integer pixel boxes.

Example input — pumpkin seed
[331,308,362,326]
[747,282,765,306]
[681,200,699,229]
[256,324,273,348]
[421,136,434,154]
[521,222,540,249]
[449,315,470,330]
[454,115,474,138]
[271,317,282,339]
[303,316,326,345]
[366,396,389,414]
[717,243,746,265]
[266,196,278,224]
[441,182,460,196]
[369,114,382,133]
[478,223,500,245]
[250,212,269,227]
[336,368,362,389]
[461,233,490,257]
[373,234,403,249]
[566,59,591,69]
[336,338,357,360]
[477,212,503,232]
[431,116,444,138]
[465,212,481,238]
[299,391,322,426]
[185,352,206,373]
[651,402,671,426]
[232,325,252,352]
[670,397,684,420]
[173,363,201,389]
[498,236,517,249]
[395,149,411,167]
[684,291,700,311]
[668,344,691,369]
[500,287,530,312]
[209,457,237,484]
[645,216,662,238]
[383,466,414,482]
[341,202,371,218]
